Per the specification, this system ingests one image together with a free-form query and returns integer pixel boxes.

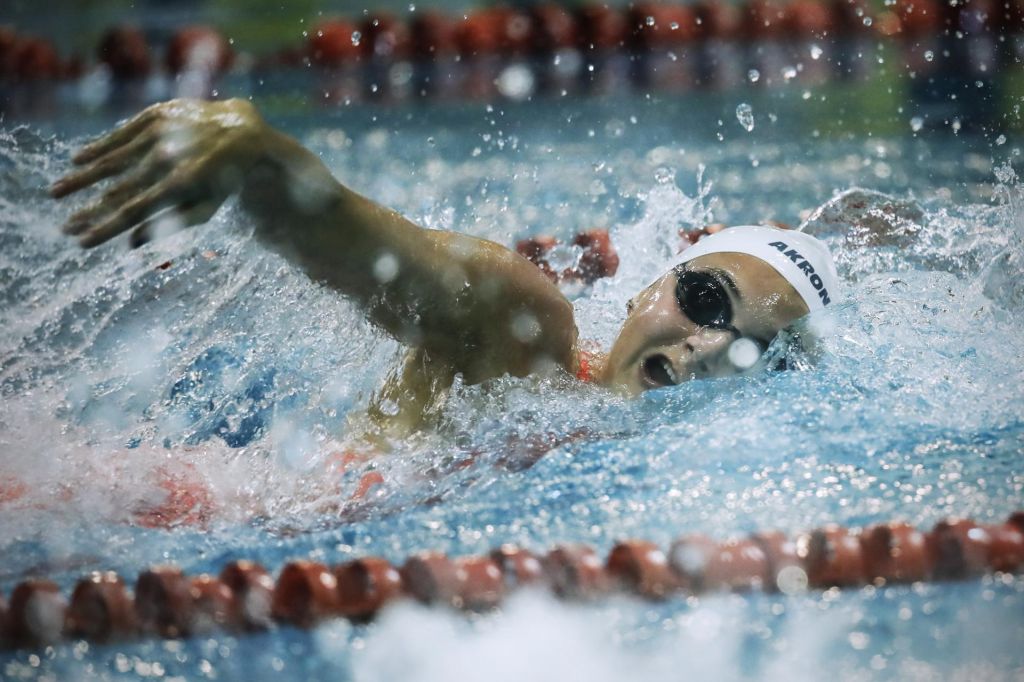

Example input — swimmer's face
[601,252,809,395]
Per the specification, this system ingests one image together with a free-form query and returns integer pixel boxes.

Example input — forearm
[240,131,577,382]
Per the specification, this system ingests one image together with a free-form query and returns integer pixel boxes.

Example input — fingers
[128,198,221,249]
[78,176,196,248]
[51,130,158,199]
[70,106,159,165]
[61,165,164,235]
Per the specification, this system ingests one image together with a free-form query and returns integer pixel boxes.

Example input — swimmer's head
[601,225,839,395]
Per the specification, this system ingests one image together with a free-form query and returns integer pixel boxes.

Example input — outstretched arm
[52,99,577,383]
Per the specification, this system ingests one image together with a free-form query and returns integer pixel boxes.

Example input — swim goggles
[673,266,741,336]
[675,265,795,369]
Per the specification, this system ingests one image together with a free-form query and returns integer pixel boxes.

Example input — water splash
[1,110,1023,679]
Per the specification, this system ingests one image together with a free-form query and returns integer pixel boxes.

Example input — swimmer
[50,98,839,445]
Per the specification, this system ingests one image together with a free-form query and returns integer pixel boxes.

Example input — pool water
[1,89,1023,680]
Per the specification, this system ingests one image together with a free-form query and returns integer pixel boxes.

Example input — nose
[680,328,734,377]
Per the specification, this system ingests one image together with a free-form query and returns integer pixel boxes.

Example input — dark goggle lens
[676,270,733,328]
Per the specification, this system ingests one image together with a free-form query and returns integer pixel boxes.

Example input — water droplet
[810,44,823,60]
[654,167,674,185]
[910,116,924,132]
[848,631,870,650]
[995,134,1006,146]
[646,15,656,26]
[736,103,755,132]
[495,64,535,100]
[747,69,760,83]
[728,338,761,369]
[924,50,934,62]
[351,31,362,46]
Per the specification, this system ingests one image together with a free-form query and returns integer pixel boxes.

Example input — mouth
[641,353,679,388]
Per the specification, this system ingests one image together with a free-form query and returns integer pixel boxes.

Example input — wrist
[242,127,343,218]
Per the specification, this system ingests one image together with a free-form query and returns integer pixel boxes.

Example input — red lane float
[411,11,458,60]
[532,4,579,55]
[750,529,804,592]
[98,25,152,80]
[134,566,195,638]
[859,522,930,584]
[516,228,620,285]
[927,518,991,580]
[576,3,629,51]
[2,512,1023,650]
[490,545,545,587]
[608,540,679,598]
[799,525,866,588]
[7,580,66,646]
[335,557,403,620]
[543,544,611,598]
[66,572,136,641]
[219,560,274,629]
[271,560,337,627]
[188,575,236,633]
[19,38,62,81]
[309,19,361,67]
[399,552,504,610]
[166,26,233,76]
[361,13,412,61]
[628,2,699,50]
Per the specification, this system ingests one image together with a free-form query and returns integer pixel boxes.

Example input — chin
[605,364,642,397]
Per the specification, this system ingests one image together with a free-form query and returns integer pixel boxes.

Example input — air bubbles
[373,252,400,283]
[776,565,808,595]
[510,311,541,343]
[736,103,754,132]
[727,337,761,370]
[848,631,871,650]
[496,64,535,101]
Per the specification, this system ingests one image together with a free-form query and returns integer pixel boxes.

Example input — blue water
[1,91,1023,680]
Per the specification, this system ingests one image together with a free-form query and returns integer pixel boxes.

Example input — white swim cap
[677,225,839,312]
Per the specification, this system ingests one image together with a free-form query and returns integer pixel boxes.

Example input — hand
[51,98,269,248]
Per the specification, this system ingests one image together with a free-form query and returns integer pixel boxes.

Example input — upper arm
[418,233,578,384]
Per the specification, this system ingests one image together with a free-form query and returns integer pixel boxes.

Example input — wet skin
[50,98,811,435]
[601,253,809,395]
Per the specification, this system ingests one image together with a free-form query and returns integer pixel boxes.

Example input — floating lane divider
[0,0,1019,88]
[2,512,1022,650]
